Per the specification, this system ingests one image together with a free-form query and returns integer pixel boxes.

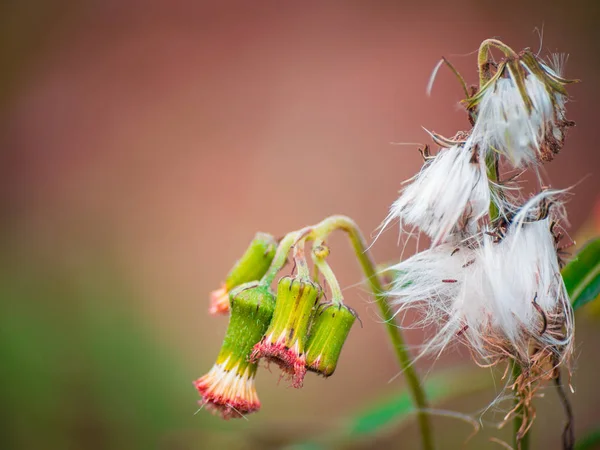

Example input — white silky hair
[471,64,566,168]
[480,191,573,353]
[388,191,573,362]
[388,242,487,357]
[381,141,491,247]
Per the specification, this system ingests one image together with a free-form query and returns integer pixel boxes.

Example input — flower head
[305,303,358,377]
[250,276,321,388]
[389,190,574,428]
[382,140,490,246]
[209,232,277,315]
[468,50,575,168]
[195,282,275,418]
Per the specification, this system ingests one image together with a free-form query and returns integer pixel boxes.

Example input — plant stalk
[511,361,530,450]
[312,215,434,450]
[478,49,531,449]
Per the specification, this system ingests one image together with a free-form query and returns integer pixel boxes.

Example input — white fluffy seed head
[388,191,573,365]
[471,65,567,168]
[389,243,486,357]
[381,141,490,246]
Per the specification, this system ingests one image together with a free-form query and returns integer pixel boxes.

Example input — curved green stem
[292,236,311,279]
[311,244,344,305]
[261,229,308,286]
[311,215,434,450]
[477,39,518,87]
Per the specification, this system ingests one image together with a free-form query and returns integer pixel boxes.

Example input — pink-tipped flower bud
[209,232,277,315]
[250,276,321,388]
[195,282,275,418]
[305,303,357,377]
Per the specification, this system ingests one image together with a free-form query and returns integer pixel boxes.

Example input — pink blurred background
[1,1,599,449]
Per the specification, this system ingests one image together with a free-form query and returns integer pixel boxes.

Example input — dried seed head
[381,141,491,246]
[468,51,575,168]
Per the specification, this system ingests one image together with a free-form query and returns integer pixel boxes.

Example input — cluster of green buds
[195,219,360,418]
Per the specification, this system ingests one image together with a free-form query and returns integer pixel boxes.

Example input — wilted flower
[382,139,491,246]
[209,232,277,315]
[250,275,321,388]
[467,50,575,168]
[392,192,572,349]
[305,303,358,377]
[389,191,574,434]
[383,39,579,445]
[195,282,275,418]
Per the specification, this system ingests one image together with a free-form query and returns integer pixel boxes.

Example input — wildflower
[390,192,573,365]
[250,276,321,388]
[389,190,574,440]
[382,139,491,246]
[195,282,275,418]
[305,303,358,377]
[389,240,482,356]
[478,192,574,360]
[209,232,277,315]
[468,50,575,168]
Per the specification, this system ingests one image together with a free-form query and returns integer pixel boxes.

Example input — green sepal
[216,282,276,373]
[519,51,569,97]
[224,233,277,290]
[305,303,357,377]
[265,276,321,352]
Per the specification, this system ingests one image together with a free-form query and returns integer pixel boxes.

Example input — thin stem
[478,39,518,88]
[261,230,303,286]
[311,244,344,305]
[554,369,575,450]
[511,361,530,450]
[311,215,434,450]
[292,236,311,279]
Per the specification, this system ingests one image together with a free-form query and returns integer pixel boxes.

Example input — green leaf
[346,367,490,437]
[289,367,490,449]
[562,238,600,310]
[575,428,600,450]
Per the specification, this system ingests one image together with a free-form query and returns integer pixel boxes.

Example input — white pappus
[388,191,573,367]
[381,139,491,247]
[470,59,570,168]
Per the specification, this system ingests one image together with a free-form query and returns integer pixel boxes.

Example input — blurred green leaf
[346,368,489,437]
[0,251,204,450]
[575,428,600,450]
[562,238,600,310]
[290,367,491,449]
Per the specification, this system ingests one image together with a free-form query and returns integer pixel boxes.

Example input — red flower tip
[250,332,307,388]
[193,361,260,419]
[209,285,230,315]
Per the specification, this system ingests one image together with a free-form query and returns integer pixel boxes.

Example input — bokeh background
[1,1,599,449]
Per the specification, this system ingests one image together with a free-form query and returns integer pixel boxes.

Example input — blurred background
[1,1,599,449]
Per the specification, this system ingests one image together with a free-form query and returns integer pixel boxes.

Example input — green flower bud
[209,232,277,315]
[305,303,357,377]
[250,276,321,388]
[195,282,275,419]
